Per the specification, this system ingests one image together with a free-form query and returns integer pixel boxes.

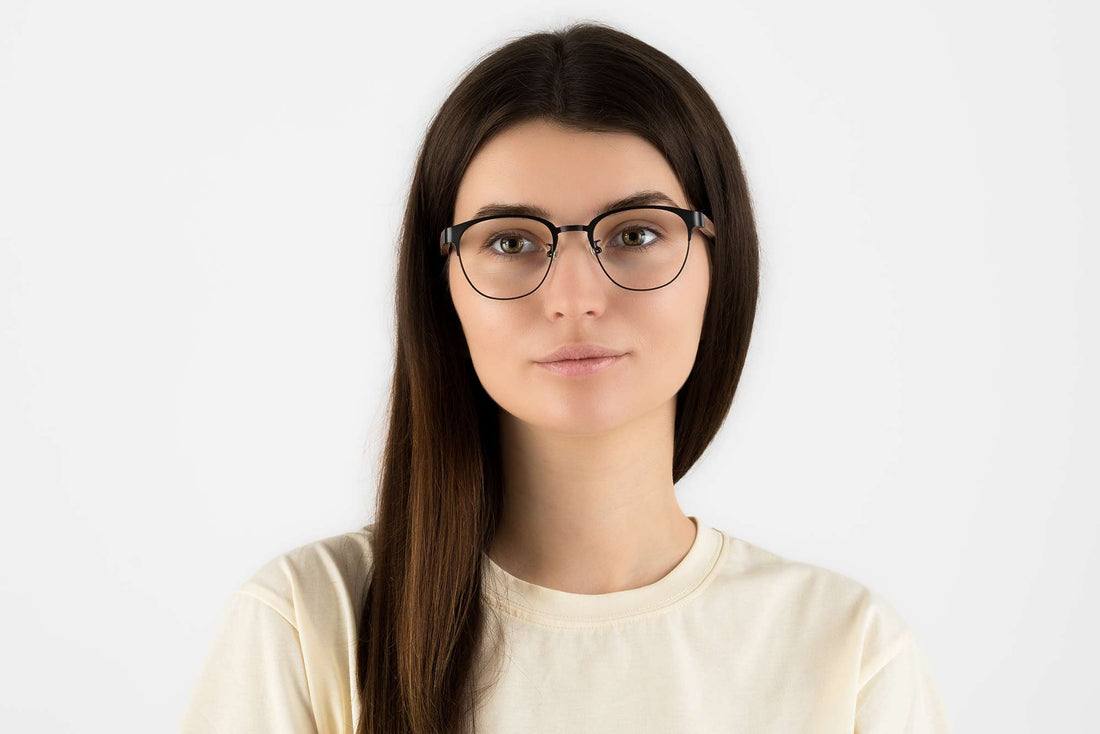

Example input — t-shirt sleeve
[177,588,319,734]
[854,629,952,733]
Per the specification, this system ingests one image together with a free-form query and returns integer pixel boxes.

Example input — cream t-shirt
[177,516,951,733]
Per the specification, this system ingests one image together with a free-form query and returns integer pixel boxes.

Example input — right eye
[482,231,540,257]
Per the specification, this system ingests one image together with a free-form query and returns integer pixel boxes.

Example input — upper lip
[537,343,625,362]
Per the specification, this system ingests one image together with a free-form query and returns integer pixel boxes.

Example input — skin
[447,118,710,595]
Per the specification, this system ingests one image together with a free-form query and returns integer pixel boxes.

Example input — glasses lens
[457,217,555,298]
[592,207,691,290]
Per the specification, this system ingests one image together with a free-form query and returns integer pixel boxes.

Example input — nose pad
[549,230,597,262]
[545,230,606,289]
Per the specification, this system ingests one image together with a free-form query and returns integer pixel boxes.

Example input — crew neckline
[480,515,725,626]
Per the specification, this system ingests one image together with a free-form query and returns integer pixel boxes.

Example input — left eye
[610,226,659,248]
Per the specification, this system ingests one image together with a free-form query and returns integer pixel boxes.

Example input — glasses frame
[439,205,716,300]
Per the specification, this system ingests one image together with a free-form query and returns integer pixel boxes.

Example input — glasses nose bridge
[544,221,606,295]
[552,223,595,253]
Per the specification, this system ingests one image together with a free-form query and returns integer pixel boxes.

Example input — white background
[1,1,1096,731]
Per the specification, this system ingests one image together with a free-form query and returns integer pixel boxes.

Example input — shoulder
[181,526,378,733]
[712,528,917,677]
[235,522,377,628]
[710,529,949,728]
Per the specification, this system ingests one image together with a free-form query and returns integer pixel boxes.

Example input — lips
[536,354,624,376]
[537,344,624,362]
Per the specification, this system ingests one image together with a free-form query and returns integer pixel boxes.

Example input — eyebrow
[471,190,681,221]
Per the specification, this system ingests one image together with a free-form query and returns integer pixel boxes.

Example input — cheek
[638,266,709,384]
[451,289,525,387]
[644,301,703,369]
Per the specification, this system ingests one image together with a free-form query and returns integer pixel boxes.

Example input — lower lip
[536,354,624,376]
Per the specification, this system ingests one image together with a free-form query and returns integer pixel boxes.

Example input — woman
[179,21,951,734]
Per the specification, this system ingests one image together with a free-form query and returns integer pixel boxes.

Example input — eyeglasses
[439,205,715,300]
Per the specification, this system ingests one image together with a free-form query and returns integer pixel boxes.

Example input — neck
[487,398,697,594]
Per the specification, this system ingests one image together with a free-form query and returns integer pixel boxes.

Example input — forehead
[452,118,689,223]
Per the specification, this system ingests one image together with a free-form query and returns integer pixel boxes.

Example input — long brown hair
[355,20,760,734]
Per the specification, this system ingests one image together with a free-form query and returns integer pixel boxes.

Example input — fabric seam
[483,529,728,628]
[235,587,319,730]
[856,628,916,707]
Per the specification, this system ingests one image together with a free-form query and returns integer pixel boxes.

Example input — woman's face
[447,118,711,434]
